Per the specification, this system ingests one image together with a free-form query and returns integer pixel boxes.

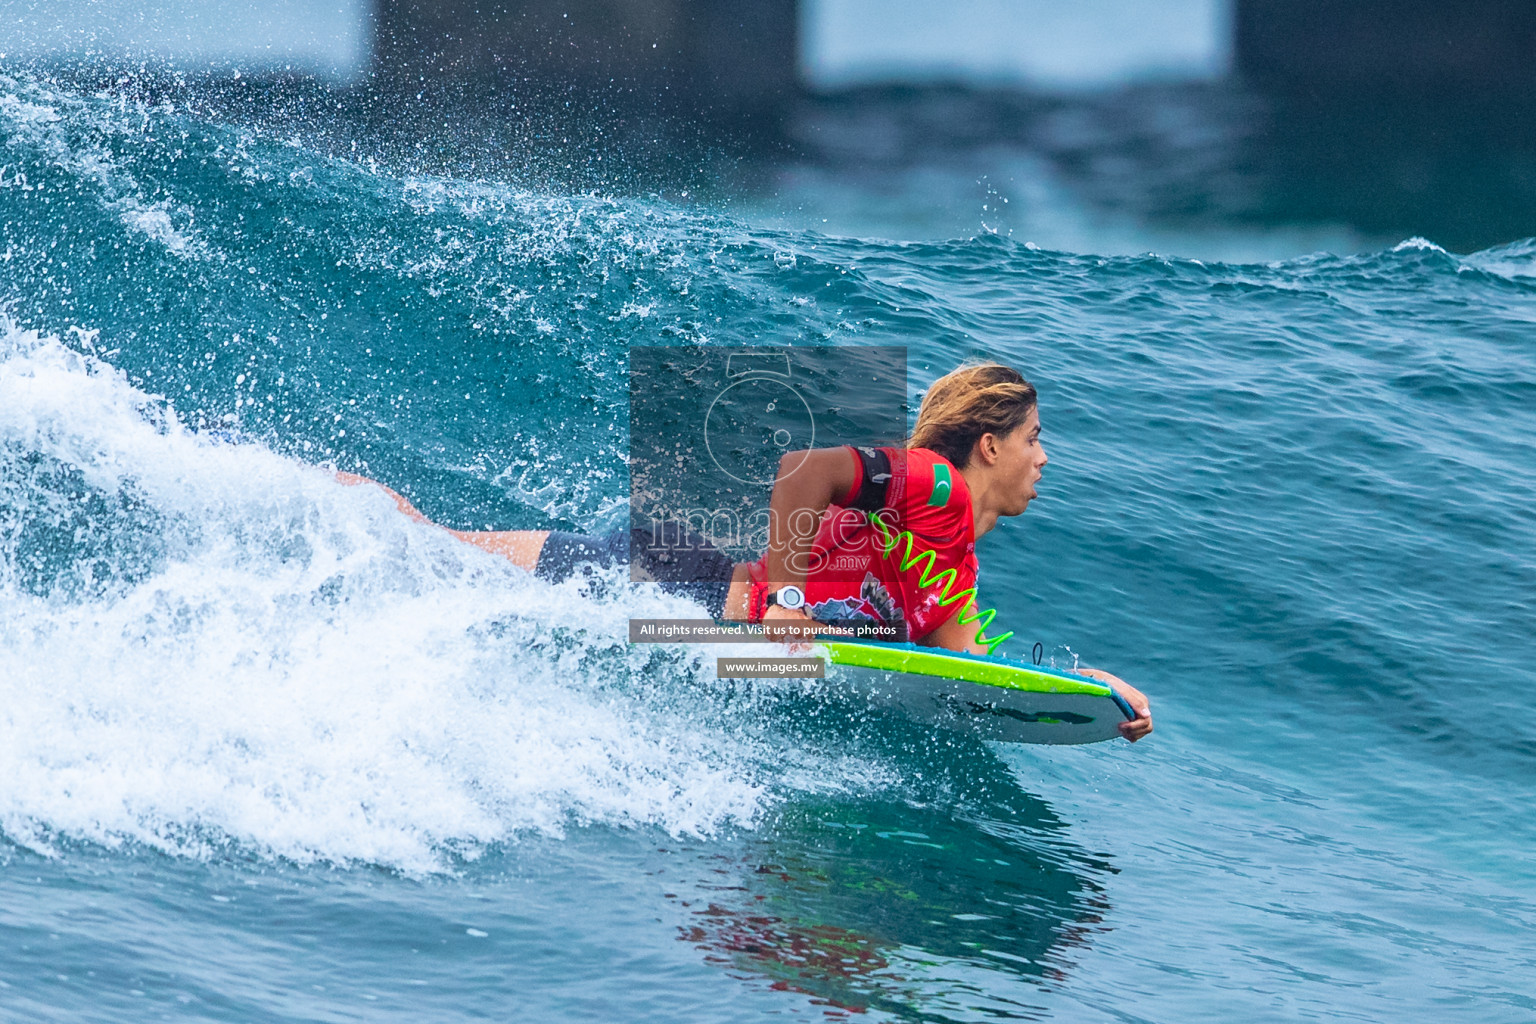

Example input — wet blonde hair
[908,362,1037,468]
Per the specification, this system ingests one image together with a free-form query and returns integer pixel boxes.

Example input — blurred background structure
[3,0,1533,253]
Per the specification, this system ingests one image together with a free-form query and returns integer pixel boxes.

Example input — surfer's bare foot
[333,471,434,526]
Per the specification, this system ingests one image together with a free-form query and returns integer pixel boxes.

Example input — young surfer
[339,362,1153,741]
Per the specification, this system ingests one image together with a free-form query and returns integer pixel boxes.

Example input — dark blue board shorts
[534,528,735,616]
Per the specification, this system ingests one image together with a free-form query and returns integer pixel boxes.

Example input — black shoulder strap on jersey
[847,446,893,512]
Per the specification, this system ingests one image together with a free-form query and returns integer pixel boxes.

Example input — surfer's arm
[1074,667,1154,742]
[762,604,837,642]
[763,448,859,590]
[915,605,989,655]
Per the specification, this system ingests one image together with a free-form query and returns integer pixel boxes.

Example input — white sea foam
[112,197,203,257]
[0,319,876,873]
[1391,236,1449,254]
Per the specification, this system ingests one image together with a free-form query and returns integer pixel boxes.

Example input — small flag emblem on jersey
[927,463,952,507]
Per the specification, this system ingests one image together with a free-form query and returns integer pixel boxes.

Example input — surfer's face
[995,409,1047,515]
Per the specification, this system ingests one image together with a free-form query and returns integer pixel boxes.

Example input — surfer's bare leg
[335,472,549,570]
[443,529,549,570]
[336,472,432,524]
[337,474,732,606]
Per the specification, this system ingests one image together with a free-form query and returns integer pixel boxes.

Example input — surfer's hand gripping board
[1073,666,1153,742]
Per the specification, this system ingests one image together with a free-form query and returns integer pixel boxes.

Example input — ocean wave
[0,319,899,873]
[1459,236,1536,281]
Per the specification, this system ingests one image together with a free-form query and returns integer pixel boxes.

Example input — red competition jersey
[752,446,978,642]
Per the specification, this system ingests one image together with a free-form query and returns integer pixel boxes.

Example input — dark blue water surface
[1,72,1533,1022]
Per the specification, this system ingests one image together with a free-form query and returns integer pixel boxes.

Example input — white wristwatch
[766,585,806,611]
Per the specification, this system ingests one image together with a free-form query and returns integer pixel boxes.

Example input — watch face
[778,585,805,610]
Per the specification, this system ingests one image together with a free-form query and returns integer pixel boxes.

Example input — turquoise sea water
[1,73,1534,1022]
